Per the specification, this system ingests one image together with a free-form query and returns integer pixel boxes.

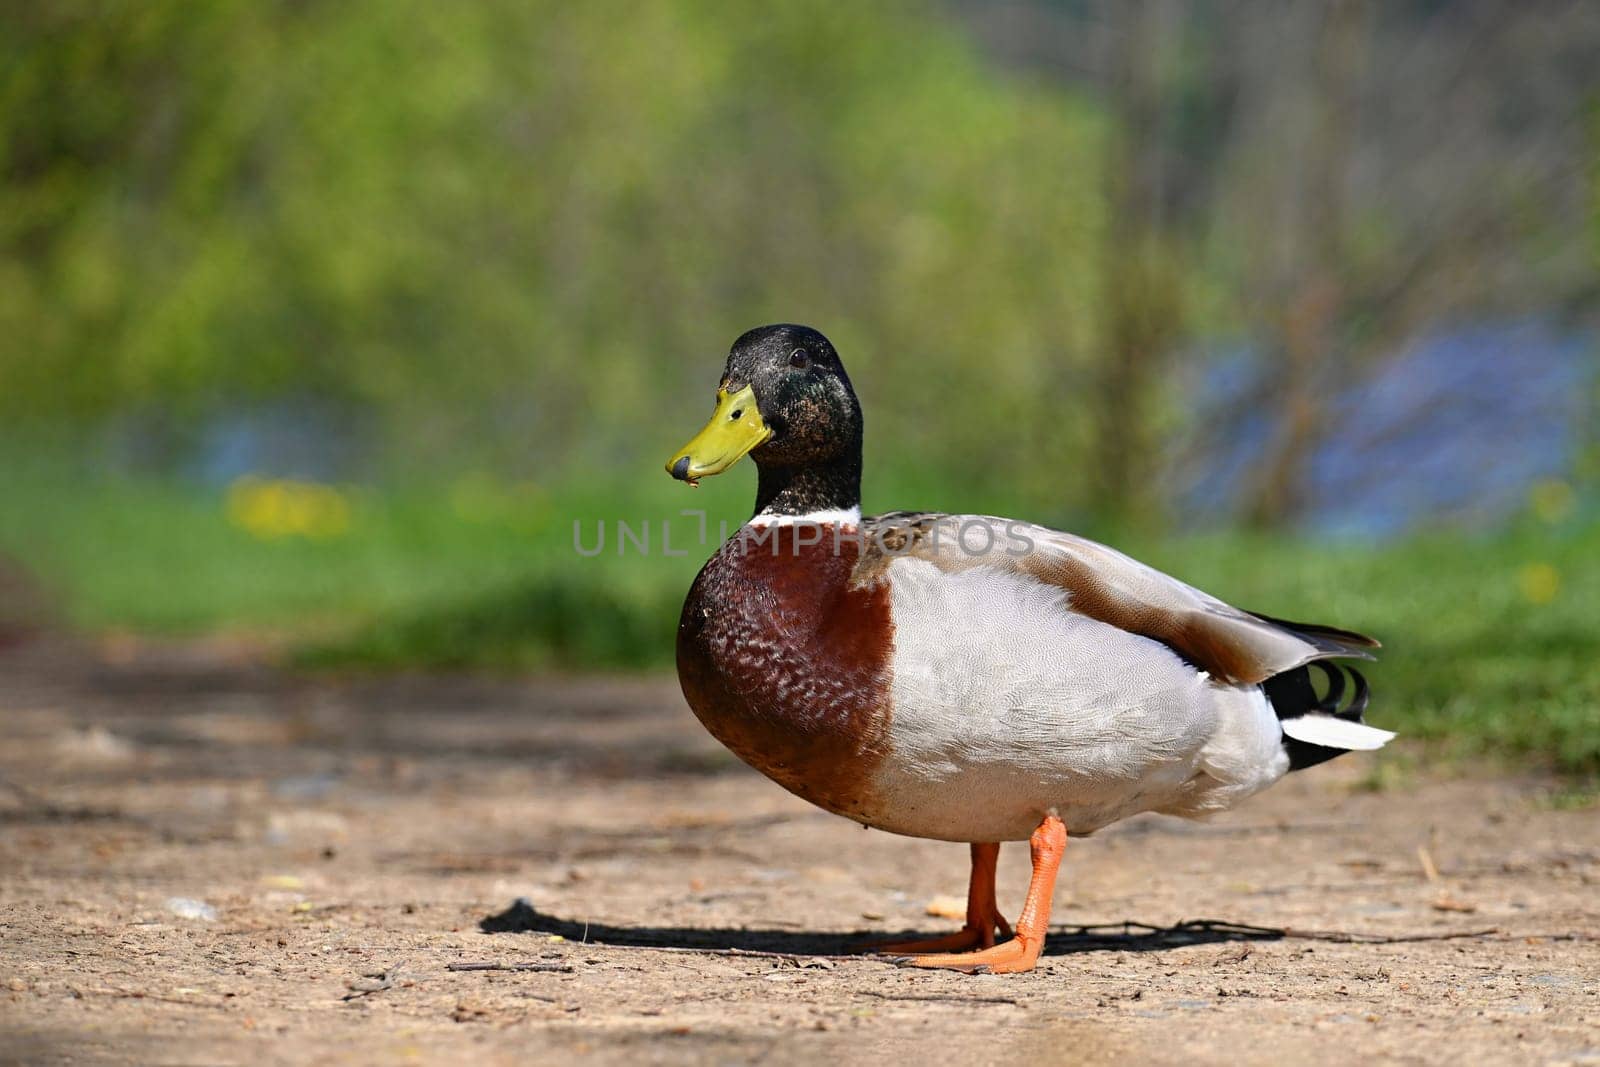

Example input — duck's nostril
[730,409,743,421]
[671,456,691,480]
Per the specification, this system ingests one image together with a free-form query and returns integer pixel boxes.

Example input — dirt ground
[1,637,1596,1066]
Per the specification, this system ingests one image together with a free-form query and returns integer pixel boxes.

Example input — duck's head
[666,324,862,487]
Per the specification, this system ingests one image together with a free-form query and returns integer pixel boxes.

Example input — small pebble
[165,897,217,922]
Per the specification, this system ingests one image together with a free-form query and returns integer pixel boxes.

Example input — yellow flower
[226,477,352,540]
[1517,562,1560,604]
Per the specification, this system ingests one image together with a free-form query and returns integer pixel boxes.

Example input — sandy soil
[0,637,1596,1066]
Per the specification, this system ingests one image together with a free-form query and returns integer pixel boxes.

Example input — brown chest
[675,524,894,821]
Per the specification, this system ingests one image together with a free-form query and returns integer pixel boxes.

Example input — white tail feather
[1280,714,1395,751]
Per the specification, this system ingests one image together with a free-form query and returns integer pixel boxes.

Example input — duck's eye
[789,348,810,369]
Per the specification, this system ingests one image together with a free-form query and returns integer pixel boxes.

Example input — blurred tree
[1090,0,1186,526]
[1218,0,1598,526]
[955,0,1600,527]
[1235,0,1366,527]
[0,0,1105,514]
[5,0,1595,527]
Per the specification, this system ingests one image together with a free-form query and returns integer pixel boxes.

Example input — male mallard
[665,324,1392,974]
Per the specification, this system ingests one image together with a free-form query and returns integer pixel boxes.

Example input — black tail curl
[1264,661,1374,772]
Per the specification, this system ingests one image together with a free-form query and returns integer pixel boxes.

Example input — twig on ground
[343,960,407,1001]
[621,945,841,966]
[0,776,93,820]
[1417,845,1441,883]
[858,991,1021,1006]
[1049,918,1506,946]
[446,961,575,974]
[1282,924,1500,944]
[0,774,139,825]
[0,775,53,808]
[73,986,229,1008]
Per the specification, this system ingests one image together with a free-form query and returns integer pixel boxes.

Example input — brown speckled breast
[676,523,893,823]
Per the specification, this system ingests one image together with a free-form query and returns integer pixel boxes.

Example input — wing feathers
[1247,611,1380,659]
[861,513,1377,685]
[1281,715,1395,750]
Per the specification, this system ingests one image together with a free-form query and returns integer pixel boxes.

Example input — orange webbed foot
[862,908,1011,955]
[890,935,1041,974]
[859,841,1010,955]
[886,816,1066,976]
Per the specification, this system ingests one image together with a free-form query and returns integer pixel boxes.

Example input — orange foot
[862,842,1012,954]
[889,815,1066,974]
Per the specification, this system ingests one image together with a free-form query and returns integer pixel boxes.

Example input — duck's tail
[1264,661,1395,771]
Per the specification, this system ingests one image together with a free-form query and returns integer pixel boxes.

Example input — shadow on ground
[478,898,1288,957]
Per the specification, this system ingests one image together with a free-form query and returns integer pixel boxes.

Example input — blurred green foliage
[3,0,1107,507]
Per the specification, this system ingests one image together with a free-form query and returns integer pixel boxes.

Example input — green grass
[0,463,745,644]
[0,463,1595,778]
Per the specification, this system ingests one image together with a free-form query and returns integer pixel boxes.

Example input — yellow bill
[666,384,771,486]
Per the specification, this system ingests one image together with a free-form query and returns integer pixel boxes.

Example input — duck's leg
[967,841,1015,944]
[861,842,1012,954]
[894,814,1066,974]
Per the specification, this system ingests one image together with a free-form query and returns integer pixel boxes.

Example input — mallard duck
[665,324,1392,974]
